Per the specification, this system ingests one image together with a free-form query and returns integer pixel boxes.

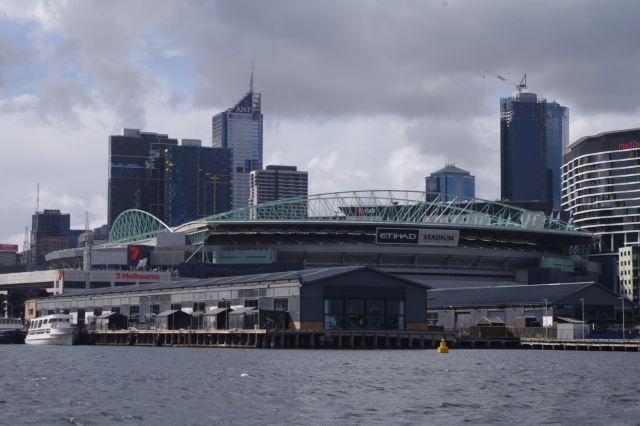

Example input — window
[323,298,405,331]
[193,302,206,312]
[150,305,160,315]
[324,299,343,329]
[244,299,258,308]
[171,303,182,311]
[274,298,288,312]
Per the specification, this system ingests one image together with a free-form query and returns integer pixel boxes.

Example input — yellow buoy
[437,338,449,353]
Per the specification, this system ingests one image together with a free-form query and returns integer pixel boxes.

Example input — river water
[0,346,638,425]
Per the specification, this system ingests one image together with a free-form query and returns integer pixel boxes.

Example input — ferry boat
[0,318,25,343]
[25,314,74,345]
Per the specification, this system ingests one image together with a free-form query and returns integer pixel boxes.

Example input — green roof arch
[108,209,172,244]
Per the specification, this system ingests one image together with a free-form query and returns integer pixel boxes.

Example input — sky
[1,0,639,249]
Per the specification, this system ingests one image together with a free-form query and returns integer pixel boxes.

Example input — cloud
[1,0,640,244]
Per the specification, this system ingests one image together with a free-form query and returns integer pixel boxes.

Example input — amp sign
[376,228,459,247]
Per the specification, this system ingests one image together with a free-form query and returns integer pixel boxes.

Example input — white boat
[25,314,74,346]
[0,318,25,343]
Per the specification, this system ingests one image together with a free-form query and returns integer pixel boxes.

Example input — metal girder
[199,190,587,235]
[108,209,172,243]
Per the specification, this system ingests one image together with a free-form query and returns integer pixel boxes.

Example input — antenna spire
[250,61,254,93]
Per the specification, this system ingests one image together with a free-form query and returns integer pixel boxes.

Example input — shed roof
[157,309,185,317]
[428,282,607,308]
[97,311,123,319]
[229,307,258,315]
[204,307,229,315]
[51,266,429,299]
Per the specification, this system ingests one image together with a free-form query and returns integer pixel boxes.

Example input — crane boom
[497,73,527,94]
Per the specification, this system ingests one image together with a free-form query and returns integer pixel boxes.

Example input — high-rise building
[562,128,640,253]
[212,82,263,210]
[108,129,178,226]
[163,141,232,225]
[108,129,233,227]
[425,163,475,202]
[250,165,308,206]
[30,209,79,268]
[500,92,568,212]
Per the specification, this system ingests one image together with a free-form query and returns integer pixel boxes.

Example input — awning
[229,307,258,315]
[157,309,180,317]
[204,307,229,315]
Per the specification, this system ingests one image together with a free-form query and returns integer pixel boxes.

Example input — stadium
[46,190,597,289]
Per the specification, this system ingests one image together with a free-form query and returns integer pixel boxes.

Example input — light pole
[578,297,585,339]
[619,296,625,340]
[543,299,548,340]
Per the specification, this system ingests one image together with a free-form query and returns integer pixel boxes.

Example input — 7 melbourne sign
[376,228,459,246]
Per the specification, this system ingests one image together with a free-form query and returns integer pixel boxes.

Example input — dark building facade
[212,88,263,210]
[501,92,568,212]
[108,129,178,226]
[30,210,80,268]
[163,143,232,226]
[108,129,233,228]
[425,163,475,202]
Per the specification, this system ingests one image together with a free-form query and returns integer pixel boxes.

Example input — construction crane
[497,73,527,94]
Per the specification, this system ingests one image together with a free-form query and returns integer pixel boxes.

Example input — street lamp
[578,297,585,339]
[618,296,625,340]
[543,299,548,340]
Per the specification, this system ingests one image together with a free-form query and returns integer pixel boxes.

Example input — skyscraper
[212,77,263,210]
[108,129,178,226]
[500,92,568,212]
[108,129,232,228]
[250,165,308,205]
[425,163,475,202]
[30,209,80,268]
[163,141,232,225]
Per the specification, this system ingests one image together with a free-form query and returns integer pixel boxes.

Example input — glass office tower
[163,142,232,226]
[212,90,263,210]
[108,129,178,227]
[108,129,232,228]
[425,163,475,202]
[500,92,569,213]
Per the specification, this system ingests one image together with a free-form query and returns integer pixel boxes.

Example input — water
[1,346,639,425]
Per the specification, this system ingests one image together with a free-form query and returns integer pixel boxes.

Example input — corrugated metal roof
[49,266,428,300]
[229,307,258,315]
[428,282,595,307]
[157,309,180,317]
[204,307,229,315]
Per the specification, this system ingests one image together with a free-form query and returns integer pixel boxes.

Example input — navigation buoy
[437,338,449,353]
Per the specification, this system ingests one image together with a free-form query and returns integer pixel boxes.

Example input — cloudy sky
[1,0,639,248]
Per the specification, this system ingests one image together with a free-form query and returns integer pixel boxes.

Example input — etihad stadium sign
[376,228,459,247]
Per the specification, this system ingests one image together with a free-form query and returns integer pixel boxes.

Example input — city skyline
[2,1,640,247]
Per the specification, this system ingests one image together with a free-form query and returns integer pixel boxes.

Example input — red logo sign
[618,140,640,150]
[128,246,141,261]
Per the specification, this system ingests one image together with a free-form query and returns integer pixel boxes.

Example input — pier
[91,329,459,349]
[521,338,640,352]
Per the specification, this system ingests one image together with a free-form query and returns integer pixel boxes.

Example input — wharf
[521,338,640,352]
[90,329,459,349]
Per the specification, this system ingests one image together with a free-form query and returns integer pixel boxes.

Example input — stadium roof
[108,190,592,244]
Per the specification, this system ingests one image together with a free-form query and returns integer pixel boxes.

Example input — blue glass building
[163,142,232,226]
[500,92,569,212]
[425,163,475,202]
[108,129,178,227]
[212,88,263,210]
[108,129,232,228]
